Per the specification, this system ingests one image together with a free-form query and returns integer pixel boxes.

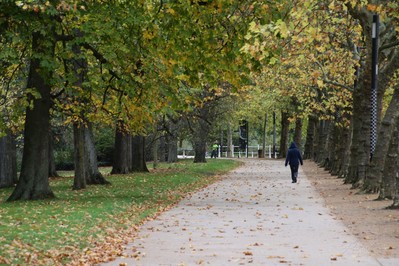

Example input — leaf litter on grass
[0,159,239,265]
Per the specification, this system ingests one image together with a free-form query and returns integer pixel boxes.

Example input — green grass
[0,159,240,265]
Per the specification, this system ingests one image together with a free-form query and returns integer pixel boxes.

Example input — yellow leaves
[306,27,322,42]
[176,74,190,82]
[166,7,176,16]
[367,4,380,12]
[275,20,289,39]
[142,30,155,40]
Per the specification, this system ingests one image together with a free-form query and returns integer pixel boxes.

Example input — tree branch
[315,60,353,91]
[81,43,121,80]
[380,40,399,51]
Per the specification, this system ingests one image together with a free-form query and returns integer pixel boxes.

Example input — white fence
[178,145,279,159]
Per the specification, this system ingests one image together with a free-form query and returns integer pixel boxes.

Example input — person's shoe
[292,181,297,183]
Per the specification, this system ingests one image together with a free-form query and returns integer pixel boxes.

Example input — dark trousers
[289,164,299,182]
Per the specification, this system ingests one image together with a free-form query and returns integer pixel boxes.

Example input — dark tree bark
[131,135,149,172]
[304,115,318,160]
[330,122,351,178]
[111,123,132,174]
[193,132,208,163]
[192,115,211,163]
[8,31,55,201]
[152,132,159,169]
[363,87,399,193]
[84,124,110,184]
[279,111,290,158]
[294,117,303,148]
[48,131,59,178]
[315,120,331,165]
[0,134,17,188]
[166,120,178,163]
[159,136,167,162]
[345,7,376,188]
[379,116,398,200]
[323,120,336,170]
[73,123,86,190]
[391,118,399,207]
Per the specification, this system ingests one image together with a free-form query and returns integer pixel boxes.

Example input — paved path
[102,159,397,266]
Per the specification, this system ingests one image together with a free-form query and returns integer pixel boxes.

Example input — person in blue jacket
[285,142,303,183]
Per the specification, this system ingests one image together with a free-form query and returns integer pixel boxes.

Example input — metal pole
[370,14,379,161]
[273,111,276,158]
[246,120,249,158]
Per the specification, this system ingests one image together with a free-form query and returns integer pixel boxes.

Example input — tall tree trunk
[315,120,330,165]
[294,117,302,148]
[192,116,211,163]
[304,115,318,160]
[111,123,131,174]
[153,132,159,169]
[379,116,399,200]
[279,111,290,158]
[363,87,399,193]
[323,121,335,170]
[73,123,86,190]
[391,118,399,207]
[48,131,59,177]
[84,124,110,184]
[330,122,351,177]
[227,122,233,158]
[345,8,373,188]
[131,135,149,172]
[8,31,55,201]
[193,135,208,163]
[261,113,267,158]
[166,120,178,163]
[0,134,17,188]
[159,136,167,162]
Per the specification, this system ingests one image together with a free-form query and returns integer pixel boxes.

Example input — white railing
[219,145,278,158]
[178,145,279,159]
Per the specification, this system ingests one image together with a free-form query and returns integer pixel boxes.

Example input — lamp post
[370,14,379,161]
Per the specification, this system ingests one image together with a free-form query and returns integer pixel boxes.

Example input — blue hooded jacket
[285,142,303,166]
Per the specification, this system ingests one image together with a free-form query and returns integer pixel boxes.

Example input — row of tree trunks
[111,130,149,174]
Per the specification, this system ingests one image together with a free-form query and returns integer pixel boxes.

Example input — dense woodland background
[0,0,399,207]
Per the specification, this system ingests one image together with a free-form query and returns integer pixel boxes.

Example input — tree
[111,122,132,174]
[0,134,17,188]
[8,28,55,200]
[131,135,149,172]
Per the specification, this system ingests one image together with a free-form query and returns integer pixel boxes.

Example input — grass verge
[0,159,240,265]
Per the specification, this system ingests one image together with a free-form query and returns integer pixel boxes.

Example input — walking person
[211,143,218,158]
[285,142,303,183]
